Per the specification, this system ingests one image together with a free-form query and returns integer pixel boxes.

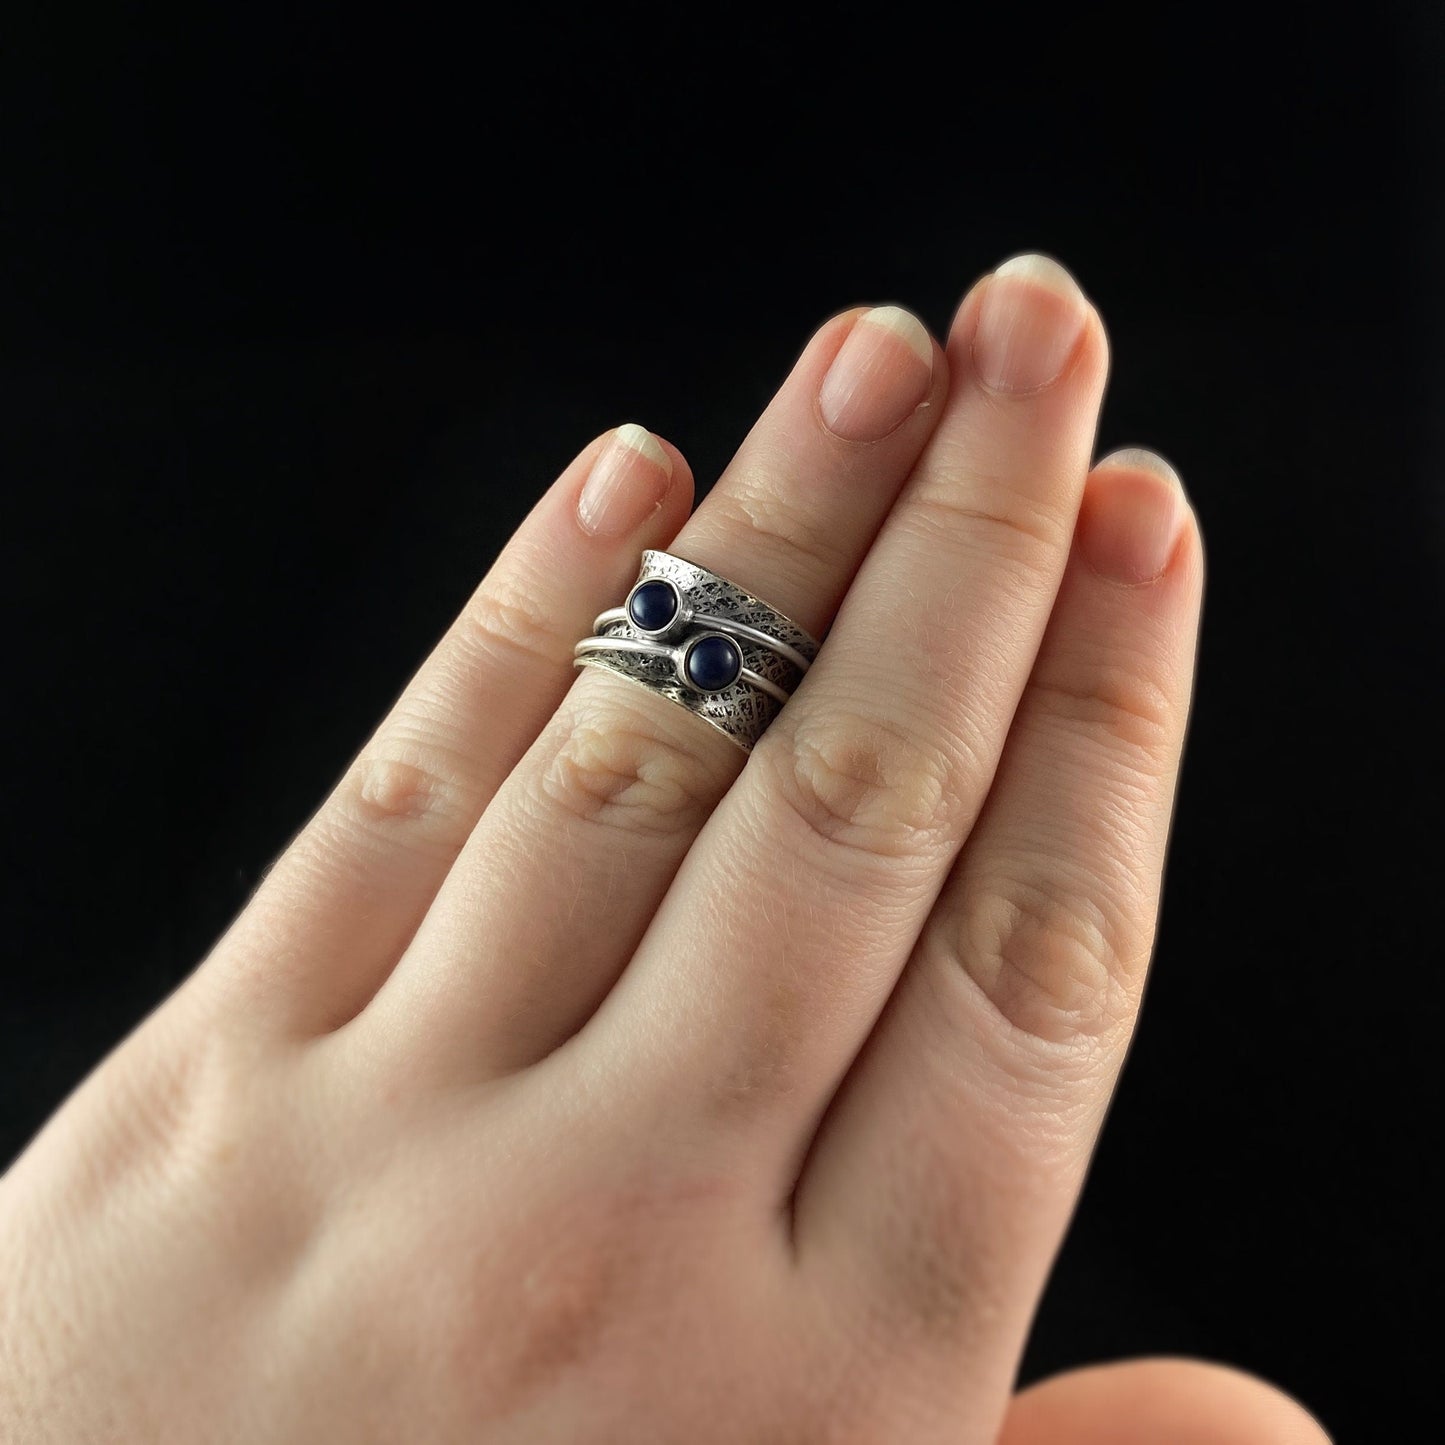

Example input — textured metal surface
[574,550,820,751]
[573,635,792,705]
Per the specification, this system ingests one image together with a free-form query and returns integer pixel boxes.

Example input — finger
[360,306,947,1077]
[199,425,692,1036]
[796,453,1202,1381]
[597,255,1107,1170]
[1000,1359,1332,1445]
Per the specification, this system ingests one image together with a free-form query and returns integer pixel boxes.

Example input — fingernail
[577,423,673,537]
[973,253,1089,394]
[818,305,934,441]
[1078,449,1188,583]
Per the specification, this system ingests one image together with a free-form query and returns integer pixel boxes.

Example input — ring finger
[359,305,948,1077]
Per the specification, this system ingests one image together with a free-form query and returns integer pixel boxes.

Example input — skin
[0,258,1332,1443]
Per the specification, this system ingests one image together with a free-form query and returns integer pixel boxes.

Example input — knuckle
[851,1113,1024,1352]
[421,1171,704,1422]
[698,976,810,1123]
[767,709,956,862]
[904,486,1066,576]
[878,1215,1010,1353]
[461,571,561,674]
[950,871,1143,1042]
[1029,667,1177,758]
[61,1021,214,1208]
[72,1024,318,1266]
[541,690,726,837]
[461,1229,621,1417]
[346,742,472,833]
[709,480,850,581]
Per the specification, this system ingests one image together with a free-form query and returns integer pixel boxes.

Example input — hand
[0,256,1328,1443]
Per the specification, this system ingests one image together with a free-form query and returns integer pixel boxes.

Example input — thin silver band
[572,635,792,706]
[590,606,815,675]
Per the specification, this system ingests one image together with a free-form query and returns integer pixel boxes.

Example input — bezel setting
[624,576,690,639]
[676,631,744,694]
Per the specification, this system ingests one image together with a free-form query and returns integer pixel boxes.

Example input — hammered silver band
[573,550,821,751]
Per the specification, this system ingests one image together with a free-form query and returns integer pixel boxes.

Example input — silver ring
[573,550,821,751]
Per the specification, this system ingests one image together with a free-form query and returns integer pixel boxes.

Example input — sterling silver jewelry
[573,550,821,751]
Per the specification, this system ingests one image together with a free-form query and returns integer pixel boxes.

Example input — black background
[4,7,1441,1440]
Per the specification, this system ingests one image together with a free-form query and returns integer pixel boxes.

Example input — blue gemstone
[628,579,678,633]
[684,635,742,692]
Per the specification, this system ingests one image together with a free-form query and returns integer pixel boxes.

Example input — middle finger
[590,255,1109,1176]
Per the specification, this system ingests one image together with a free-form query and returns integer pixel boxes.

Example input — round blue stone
[684,634,742,692]
[628,579,678,633]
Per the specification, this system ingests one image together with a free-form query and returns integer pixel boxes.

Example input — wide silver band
[573,550,821,751]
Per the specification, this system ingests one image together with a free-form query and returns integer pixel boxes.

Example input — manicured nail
[818,305,934,441]
[973,253,1089,394]
[1079,448,1188,583]
[577,423,673,537]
